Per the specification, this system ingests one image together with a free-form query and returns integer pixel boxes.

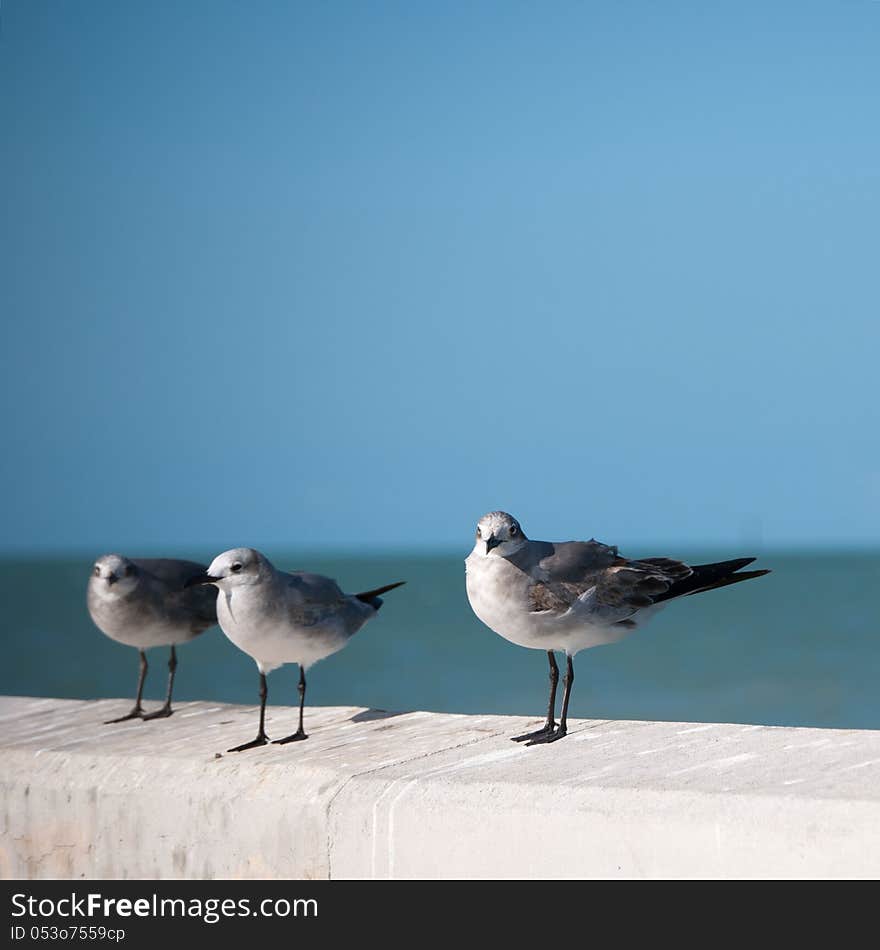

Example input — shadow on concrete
[349,708,410,723]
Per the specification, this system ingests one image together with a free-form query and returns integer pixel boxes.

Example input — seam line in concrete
[326,728,509,878]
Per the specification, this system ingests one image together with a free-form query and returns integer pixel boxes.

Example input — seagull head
[91,553,139,596]
[186,547,267,590]
[474,511,527,557]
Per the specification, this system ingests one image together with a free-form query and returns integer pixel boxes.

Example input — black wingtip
[653,558,770,603]
[682,567,771,597]
[355,580,406,605]
[726,556,757,572]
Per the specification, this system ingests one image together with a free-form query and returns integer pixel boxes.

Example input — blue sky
[2,2,878,553]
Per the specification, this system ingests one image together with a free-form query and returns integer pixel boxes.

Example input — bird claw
[141,705,174,721]
[524,725,568,746]
[511,723,556,743]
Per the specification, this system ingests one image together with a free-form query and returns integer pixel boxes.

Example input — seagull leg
[142,645,177,720]
[274,665,309,744]
[105,649,148,723]
[526,655,574,745]
[228,672,270,752]
[512,651,559,742]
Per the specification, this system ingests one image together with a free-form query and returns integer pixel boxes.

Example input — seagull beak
[185,573,220,588]
[485,535,502,554]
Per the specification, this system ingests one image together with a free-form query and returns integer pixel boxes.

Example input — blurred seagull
[465,511,770,746]
[87,554,218,723]
[187,547,404,752]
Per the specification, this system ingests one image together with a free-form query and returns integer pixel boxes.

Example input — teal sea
[2,551,878,730]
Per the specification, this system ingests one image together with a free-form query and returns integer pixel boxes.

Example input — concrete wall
[2,695,880,879]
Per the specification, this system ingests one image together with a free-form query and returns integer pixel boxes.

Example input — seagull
[87,554,218,723]
[187,547,405,752]
[465,511,770,746]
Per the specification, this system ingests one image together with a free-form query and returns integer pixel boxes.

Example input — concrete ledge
[2,695,880,879]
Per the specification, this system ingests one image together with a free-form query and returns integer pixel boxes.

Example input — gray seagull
[187,547,405,752]
[87,554,218,723]
[465,511,770,745]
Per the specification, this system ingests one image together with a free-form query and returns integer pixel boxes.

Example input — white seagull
[188,547,405,752]
[465,511,770,745]
[87,554,218,723]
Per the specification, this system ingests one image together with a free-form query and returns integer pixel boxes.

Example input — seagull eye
[475,527,482,540]
[124,564,134,577]
[509,525,518,537]
[231,563,242,573]
[93,566,101,576]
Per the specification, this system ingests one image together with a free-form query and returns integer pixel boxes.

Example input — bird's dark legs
[512,651,559,742]
[142,645,177,720]
[273,665,309,744]
[105,650,148,723]
[228,672,270,752]
[525,655,574,746]
[557,655,574,736]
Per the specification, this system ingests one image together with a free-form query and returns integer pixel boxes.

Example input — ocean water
[2,551,878,730]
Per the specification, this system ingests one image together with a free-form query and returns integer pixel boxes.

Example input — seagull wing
[280,571,364,631]
[505,541,692,616]
[284,571,348,605]
[135,558,218,628]
[135,558,209,587]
